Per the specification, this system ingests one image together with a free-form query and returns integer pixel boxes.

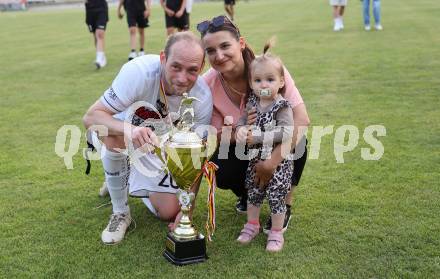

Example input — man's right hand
[117,10,124,19]
[130,126,159,152]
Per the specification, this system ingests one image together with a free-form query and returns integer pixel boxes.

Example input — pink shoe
[266,230,284,252]
[237,223,260,244]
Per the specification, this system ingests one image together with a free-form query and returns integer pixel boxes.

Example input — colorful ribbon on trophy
[202,161,218,241]
[158,78,169,114]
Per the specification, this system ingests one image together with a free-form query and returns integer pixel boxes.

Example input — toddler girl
[235,40,294,252]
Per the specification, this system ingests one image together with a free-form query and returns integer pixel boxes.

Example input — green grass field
[1,0,439,277]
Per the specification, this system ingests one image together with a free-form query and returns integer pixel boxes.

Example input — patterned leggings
[245,158,293,214]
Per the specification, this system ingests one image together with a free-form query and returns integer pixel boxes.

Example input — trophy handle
[154,134,170,168]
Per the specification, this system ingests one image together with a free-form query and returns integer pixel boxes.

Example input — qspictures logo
[55,120,386,174]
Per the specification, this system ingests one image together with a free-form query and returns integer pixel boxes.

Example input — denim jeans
[363,0,381,26]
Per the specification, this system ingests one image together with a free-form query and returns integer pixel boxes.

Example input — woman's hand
[254,159,276,188]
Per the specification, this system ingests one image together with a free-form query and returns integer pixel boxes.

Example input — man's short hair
[164,31,204,58]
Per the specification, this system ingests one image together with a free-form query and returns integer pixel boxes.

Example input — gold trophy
[155,93,216,265]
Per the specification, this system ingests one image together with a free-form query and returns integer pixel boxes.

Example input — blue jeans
[363,0,381,26]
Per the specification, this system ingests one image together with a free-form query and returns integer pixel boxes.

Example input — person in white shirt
[83,31,212,245]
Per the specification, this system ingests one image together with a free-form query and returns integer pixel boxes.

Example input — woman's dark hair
[199,16,255,92]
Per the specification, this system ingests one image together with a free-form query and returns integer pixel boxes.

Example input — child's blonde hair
[249,37,286,94]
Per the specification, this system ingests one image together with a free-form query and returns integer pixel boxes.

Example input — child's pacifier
[258,88,271,97]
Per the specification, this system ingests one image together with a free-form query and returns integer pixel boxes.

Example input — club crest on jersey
[130,101,169,136]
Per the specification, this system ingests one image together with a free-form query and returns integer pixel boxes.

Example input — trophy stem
[164,199,207,266]
[173,201,198,240]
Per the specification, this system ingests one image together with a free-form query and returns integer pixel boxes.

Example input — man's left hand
[168,211,182,232]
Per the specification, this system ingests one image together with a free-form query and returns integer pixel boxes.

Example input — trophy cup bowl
[156,129,209,265]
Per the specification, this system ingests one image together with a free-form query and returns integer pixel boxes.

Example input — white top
[100,54,213,195]
[185,0,193,13]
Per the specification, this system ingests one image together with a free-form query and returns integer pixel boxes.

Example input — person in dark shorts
[117,0,151,61]
[224,0,235,21]
[85,0,108,69]
[160,0,189,36]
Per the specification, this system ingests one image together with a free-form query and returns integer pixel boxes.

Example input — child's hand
[246,129,254,145]
[236,126,249,144]
[246,107,257,126]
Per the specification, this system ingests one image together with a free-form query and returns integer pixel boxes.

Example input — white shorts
[128,154,179,197]
[89,114,179,198]
[110,111,179,197]
[330,0,347,6]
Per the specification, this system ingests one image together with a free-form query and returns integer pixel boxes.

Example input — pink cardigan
[203,67,304,132]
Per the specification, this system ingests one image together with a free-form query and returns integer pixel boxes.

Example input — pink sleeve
[203,68,225,133]
[283,67,304,108]
[211,107,224,136]
[202,68,217,84]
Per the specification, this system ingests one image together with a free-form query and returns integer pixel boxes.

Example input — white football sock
[96,51,104,60]
[102,146,130,214]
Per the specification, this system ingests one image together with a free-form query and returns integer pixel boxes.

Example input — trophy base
[163,233,207,265]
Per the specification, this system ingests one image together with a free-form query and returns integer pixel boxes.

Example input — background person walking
[362,0,382,31]
[85,0,109,69]
[117,0,152,61]
[160,0,189,36]
[330,0,347,31]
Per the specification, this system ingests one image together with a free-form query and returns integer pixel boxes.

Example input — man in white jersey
[83,32,212,245]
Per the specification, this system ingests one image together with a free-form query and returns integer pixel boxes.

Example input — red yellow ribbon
[202,161,218,241]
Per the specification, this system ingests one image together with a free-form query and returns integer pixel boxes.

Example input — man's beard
[161,72,187,96]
